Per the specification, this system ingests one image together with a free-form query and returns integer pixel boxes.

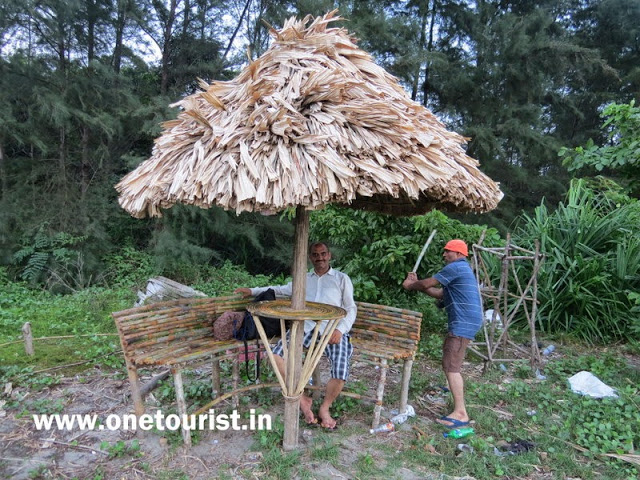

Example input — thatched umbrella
[116,10,503,449]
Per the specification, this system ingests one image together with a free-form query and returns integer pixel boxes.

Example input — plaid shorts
[272,329,353,381]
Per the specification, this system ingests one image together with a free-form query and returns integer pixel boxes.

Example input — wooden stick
[193,382,280,416]
[139,370,170,398]
[0,333,119,349]
[412,229,437,272]
[22,323,34,356]
[46,439,109,455]
[171,367,191,447]
[15,351,121,377]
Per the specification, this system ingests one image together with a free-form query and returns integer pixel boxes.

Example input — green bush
[513,179,640,343]
[310,206,502,305]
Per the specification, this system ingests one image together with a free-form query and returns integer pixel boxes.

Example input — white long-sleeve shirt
[250,268,357,335]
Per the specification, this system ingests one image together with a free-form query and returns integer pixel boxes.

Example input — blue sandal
[436,416,470,428]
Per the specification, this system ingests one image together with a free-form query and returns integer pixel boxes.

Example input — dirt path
[1,358,461,480]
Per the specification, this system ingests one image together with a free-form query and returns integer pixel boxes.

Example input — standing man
[402,239,482,428]
[235,242,357,429]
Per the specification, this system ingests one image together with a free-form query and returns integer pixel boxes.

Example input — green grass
[0,280,133,381]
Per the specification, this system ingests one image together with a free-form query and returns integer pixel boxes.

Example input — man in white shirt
[235,242,357,429]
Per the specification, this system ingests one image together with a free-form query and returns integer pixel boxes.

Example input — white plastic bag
[389,405,416,425]
[568,371,618,399]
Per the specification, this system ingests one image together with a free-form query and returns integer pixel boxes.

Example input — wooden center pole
[282,205,309,451]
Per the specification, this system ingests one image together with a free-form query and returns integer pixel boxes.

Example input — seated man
[235,242,357,429]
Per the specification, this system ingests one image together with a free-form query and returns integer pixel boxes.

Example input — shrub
[513,179,640,343]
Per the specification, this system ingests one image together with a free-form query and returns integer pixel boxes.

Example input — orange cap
[444,239,468,256]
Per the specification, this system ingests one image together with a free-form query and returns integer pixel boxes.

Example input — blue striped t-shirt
[434,258,483,339]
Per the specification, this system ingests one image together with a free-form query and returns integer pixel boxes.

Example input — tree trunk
[59,126,67,196]
[411,0,430,101]
[422,0,437,106]
[80,127,90,213]
[282,205,309,451]
[113,0,128,74]
[223,0,252,60]
[86,0,96,63]
[0,142,6,202]
[182,0,190,36]
[160,0,178,95]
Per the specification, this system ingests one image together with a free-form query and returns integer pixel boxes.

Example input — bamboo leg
[124,356,145,417]
[171,367,191,447]
[399,358,414,415]
[372,359,388,428]
[211,358,220,399]
[232,357,239,409]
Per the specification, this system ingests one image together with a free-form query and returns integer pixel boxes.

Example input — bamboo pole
[412,229,437,272]
[171,367,191,447]
[283,205,308,451]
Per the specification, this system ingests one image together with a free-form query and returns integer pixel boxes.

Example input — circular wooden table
[247,299,346,450]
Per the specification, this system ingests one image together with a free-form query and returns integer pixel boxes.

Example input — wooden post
[22,322,34,356]
[211,358,221,399]
[372,359,388,428]
[232,357,239,409]
[398,358,414,415]
[283,205,309,451]
[530,240,542,366]
[171,367,191,447]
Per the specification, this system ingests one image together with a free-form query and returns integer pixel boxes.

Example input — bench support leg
[171,367,192,447]
[124,356,145,417]
[211,358,221,399]
[373,359,388,428]
[232,357,239,409]
[399,358,414,415]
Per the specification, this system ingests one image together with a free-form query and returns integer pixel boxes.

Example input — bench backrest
[351,301,422,359]
[113,295,251,354]
[113,295,422,360]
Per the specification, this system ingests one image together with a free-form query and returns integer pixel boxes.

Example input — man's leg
[437,334,471,427]
[317,334,353,429]
[317,379,344,429]
[443,371,469,423]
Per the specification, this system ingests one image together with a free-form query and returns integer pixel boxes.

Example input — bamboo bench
[113,295,256,446]
[113,296,422,444]
[311,301,423,427]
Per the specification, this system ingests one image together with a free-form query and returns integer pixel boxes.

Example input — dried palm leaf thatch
[116,10,503,218]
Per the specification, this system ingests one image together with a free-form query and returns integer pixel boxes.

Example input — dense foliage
[1,0,639,281]
[513,179,640,343]
[562,101,640,197]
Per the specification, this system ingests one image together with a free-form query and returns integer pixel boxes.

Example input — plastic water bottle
[542,345,555,356]
[370,422,395,434]
[443,427,474,439]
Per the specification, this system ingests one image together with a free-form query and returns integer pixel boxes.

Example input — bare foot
[300,395,316,424]
[317,407,337,429]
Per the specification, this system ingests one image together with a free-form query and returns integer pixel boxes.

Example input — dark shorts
[442,333,470,373]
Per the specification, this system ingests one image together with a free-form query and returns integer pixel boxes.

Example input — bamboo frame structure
[469,235,544,370]
[247,299,344,451]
